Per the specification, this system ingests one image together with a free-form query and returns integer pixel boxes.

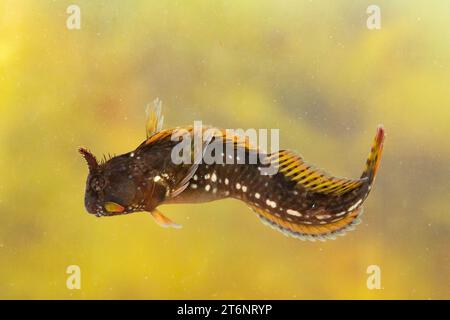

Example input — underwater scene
[0,0,449,299]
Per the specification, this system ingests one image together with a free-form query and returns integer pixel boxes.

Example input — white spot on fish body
[205,185,211,192]
[211,173,217,182]
[348,199,363,212]
[266,199,277,208]
[236,183,241,190]
[242,186,247,192]
[287,209,302,217]
[255,193,260,199]
[153,176,161,182]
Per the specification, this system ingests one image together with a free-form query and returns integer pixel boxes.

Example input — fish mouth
[88,203,143,217]
[95,210,133,217]
[94,208,140,217]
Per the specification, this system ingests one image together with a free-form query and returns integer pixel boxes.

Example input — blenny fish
[80,101,384,241]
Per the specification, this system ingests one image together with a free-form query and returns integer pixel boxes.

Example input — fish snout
[84,193,102,215]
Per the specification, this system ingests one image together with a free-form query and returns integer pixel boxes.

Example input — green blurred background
[0,0,449,299]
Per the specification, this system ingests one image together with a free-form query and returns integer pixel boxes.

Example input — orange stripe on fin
[142,126,259,152]
[361,125,385,183]
[249,204,363,241]
[272,150,366,196]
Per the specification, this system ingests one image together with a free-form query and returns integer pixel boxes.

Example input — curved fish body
[80,101,385,241]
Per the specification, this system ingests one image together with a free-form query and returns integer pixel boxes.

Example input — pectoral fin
[170,130,214,199]
[150,209,182,229]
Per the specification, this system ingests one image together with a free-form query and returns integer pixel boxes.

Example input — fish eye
[90,176,106,192]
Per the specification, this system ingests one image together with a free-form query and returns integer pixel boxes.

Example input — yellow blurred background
[0,0,449,299]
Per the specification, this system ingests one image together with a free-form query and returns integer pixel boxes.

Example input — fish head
[79,148,143,217]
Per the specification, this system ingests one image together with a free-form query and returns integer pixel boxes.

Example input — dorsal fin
[142,127,183,147]
[141,125,258,151]
[145,98,164,138]
[270,150,367,196]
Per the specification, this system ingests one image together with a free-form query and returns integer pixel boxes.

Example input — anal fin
[249,204,363,242]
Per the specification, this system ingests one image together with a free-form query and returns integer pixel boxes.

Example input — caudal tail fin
[247,125,385,242]
[361,125,385,184]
